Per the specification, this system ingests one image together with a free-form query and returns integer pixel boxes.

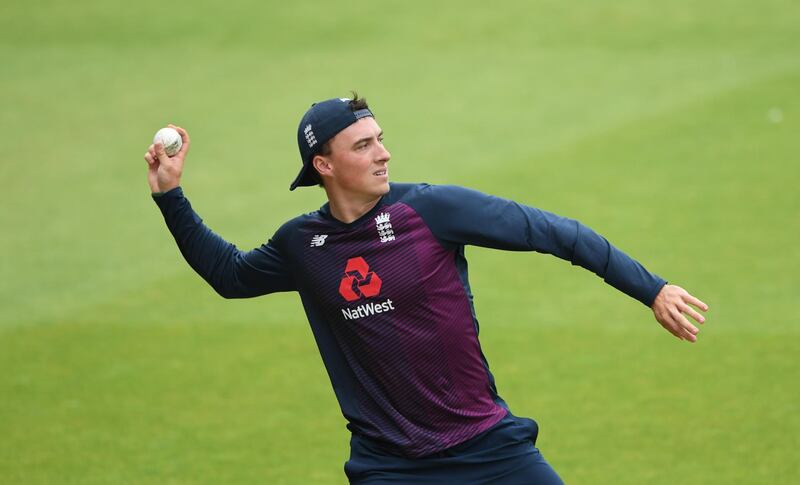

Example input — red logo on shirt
[339,257,382,301]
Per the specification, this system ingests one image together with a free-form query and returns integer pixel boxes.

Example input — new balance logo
[338,257,382,302]
[374,212,395,243]
[304,124,317,148]
[310,234,328,247]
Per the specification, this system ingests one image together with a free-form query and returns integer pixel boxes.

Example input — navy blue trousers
[344,413,564,484]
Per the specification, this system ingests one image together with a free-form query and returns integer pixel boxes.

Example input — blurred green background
[1,1,798,483]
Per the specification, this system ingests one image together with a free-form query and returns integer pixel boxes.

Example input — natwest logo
[338,257,382,302]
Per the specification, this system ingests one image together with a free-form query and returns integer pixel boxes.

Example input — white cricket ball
[153,127,183,157]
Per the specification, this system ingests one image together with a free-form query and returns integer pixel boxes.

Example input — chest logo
[310,234,328,247]
[338,257,382,302]
[375,212,395,243]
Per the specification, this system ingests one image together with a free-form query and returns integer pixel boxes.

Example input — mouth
[373,169,388,177]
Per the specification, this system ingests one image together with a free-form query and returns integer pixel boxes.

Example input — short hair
[311,92,370,187]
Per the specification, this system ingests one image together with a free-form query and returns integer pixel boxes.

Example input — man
[145,95,708,484]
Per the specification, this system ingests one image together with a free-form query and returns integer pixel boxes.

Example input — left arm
[411,184,709,341]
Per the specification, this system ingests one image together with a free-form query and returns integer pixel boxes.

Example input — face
[314,117,391,199]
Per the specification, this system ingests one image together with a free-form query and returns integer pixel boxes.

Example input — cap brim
[289,162,317,191]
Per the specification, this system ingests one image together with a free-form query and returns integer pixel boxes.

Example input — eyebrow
[351,131,384,149]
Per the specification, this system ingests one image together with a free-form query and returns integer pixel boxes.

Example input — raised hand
[651,284,709,343]
[144,124,191,194]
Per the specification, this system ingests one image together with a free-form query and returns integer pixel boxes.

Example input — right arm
[145,126,295,298]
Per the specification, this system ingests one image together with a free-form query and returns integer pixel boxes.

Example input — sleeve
[410,184,666,307]
[152,186,296,298]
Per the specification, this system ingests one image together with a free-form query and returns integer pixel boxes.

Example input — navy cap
[290,97,374,191]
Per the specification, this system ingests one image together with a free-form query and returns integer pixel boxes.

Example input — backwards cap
[290,97,374,191]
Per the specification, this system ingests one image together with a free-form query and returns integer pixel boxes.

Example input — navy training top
[153,182,666,458]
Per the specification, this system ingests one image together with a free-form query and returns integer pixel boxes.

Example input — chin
[377,180,391,194]
[363,177,390,196]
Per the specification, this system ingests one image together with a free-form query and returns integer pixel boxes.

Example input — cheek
[335,157,372,186]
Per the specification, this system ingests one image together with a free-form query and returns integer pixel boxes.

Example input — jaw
[323,178,390,223]
[326,175,389,202]
[325,163,391,200]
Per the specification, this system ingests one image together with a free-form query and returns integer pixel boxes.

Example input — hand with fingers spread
[651,284,709,343]
[144,124,191,194]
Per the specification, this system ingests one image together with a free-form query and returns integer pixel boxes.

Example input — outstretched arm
[145,125,295,298]
[411,184,666,306]
[410,184,710,341]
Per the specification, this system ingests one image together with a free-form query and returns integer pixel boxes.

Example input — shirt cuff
[151,186,183,199]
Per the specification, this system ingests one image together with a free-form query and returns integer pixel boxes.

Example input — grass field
[1,1,798,483]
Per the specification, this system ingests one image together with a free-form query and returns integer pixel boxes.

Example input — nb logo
[310,234,328,247]
[338,257,382,302]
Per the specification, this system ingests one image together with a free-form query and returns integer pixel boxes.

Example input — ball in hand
[153,127,183,157]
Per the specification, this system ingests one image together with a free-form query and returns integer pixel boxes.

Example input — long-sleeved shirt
[153,182,666,458]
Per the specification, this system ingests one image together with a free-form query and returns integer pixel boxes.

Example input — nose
[376,143,391,163]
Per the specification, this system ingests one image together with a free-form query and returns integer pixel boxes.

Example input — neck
[325,189,383,224]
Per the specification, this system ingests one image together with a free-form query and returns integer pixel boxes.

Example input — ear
[312,154,333,179]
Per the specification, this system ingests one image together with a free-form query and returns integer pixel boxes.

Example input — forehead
[330,117,381,146]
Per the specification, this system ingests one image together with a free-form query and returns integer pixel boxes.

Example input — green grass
[1,0,798,483]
